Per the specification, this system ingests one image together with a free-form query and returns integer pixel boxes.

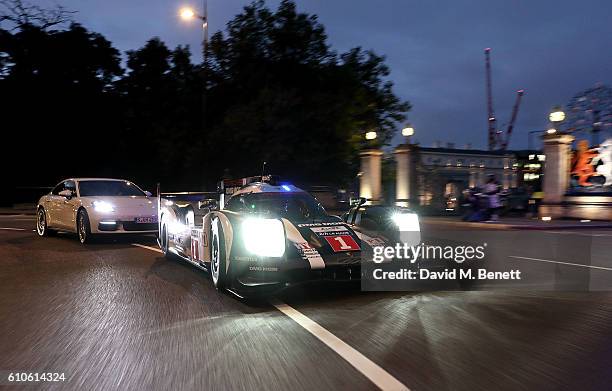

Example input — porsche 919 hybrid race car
[157,176,420,297]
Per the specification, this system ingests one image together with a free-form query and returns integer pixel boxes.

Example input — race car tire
[36,207,56,237]
[160,223,175,260]
[77,209,93,244]
[210,216,227,290]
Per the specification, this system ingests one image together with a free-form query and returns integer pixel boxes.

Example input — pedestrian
[484,175,501,221]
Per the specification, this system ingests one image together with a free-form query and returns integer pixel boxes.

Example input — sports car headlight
[242,218,285,257]
[93,201,114,213]
[391,213,419,231]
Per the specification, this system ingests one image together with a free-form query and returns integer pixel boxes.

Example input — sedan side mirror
[199,198,218,211]
[58,189,73,199]
[144,191,152,197]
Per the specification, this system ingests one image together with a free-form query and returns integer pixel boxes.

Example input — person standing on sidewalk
[484,175,501,221]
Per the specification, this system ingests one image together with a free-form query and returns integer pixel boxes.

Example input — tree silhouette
[1,22,122,200]
[206,0,410,184]
[0,0,74,30]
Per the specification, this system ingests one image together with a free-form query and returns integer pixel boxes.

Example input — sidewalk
[0,204,36,215]
[421,216,612,230]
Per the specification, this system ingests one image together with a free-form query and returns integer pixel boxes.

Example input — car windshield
[78,180,146,197]
[235,192,329,223]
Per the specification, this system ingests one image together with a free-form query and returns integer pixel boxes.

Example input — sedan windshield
[230,192,329,223]
[79,181,146,197]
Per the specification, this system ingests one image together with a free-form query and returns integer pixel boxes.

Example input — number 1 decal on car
[325,235,360,252]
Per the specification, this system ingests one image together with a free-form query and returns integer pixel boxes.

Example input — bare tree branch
[0,0,75,30]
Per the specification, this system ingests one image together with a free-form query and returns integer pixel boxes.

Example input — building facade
[414,147,518,212]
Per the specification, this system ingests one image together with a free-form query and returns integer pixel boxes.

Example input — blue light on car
[281,185,291,191]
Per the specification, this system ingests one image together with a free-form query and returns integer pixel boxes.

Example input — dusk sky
[41,0,612,149]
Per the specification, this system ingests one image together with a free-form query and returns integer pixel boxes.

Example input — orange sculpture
[571,140,598,186]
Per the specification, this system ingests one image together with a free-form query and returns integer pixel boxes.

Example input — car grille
[122,222,157,231]
[287,265,362,283]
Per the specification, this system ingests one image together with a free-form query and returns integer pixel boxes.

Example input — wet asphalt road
[1,214,611,391]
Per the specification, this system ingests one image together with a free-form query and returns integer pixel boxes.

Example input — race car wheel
[77,209,93,244]
[160,223,174,260]
[36,208,55,237]
[210,216,227,289]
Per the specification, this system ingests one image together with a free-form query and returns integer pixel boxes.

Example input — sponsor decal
[234,255,258,261]
[249,266,279,272]
[309,225,350,236]
[293,242,326,266]
[294,242,313,250]
[284,221,325,269]
[325,235,360,252]
[297,222,347,227]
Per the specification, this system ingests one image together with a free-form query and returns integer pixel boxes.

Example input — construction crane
[500,89,524,150]
[484,48,524,151]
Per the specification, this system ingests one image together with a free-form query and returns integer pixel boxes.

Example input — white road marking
[0,227,26,231]
[271,301,410,391]
[131,240,408,390]
[545,230,612,237]
[131,243,163,253]
[509,255,612,271]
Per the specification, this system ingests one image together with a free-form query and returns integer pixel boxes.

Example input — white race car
[36,178,158,243]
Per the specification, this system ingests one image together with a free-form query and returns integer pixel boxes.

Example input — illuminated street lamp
[401,124,415,137]
[179,7,196,20]
[365,131,377,140]
[549,106,565,124]
[178,2,209,133]
[547,106,565,137]
[178,5,208,45]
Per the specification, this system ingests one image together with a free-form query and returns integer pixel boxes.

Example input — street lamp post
[179,2,209,134]
[179,3,208,62]
[548,105,565,131]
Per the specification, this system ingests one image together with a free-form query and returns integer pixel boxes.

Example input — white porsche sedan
[36,178,158,243]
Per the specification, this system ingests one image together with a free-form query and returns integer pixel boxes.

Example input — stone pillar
[394,144,413,207]
[359,149,383,205]
[540,132,574,218]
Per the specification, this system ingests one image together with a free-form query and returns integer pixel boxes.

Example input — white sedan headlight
[391,212,419,231]
[242,218,285,257]
[93,200,114,213]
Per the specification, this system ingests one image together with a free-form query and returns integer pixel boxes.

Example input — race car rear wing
[156,183,216,231]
